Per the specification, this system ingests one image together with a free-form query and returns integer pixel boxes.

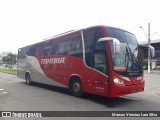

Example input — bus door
[92,50,109,96]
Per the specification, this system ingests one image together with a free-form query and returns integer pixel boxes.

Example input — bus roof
[19,25,133,49]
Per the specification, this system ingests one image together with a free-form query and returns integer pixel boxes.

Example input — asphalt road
[0,72,160,120]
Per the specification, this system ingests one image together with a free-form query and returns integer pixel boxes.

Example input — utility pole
[148,23,151,73]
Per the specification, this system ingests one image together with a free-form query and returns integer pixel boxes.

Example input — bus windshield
[110,30,143,76]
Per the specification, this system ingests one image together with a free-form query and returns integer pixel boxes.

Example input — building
[139,39,160,69]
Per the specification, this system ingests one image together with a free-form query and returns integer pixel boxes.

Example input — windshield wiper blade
[125,47,130,71]
[128,47,142,72]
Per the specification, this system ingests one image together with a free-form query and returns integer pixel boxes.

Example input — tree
[2,52,17,67]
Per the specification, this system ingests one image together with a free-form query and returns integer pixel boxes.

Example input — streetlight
[140,23,151,73]
[148,23,151,74]
[140,26,148,39]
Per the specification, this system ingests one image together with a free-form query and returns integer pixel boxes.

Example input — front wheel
[26,74,32,85]
[70,79,83,97]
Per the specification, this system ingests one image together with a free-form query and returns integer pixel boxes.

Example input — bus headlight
[113,77,125,85]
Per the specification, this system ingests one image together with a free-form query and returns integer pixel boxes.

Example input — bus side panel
[17,59,27,80]
[38,55,92,92]
[65,56,109,96]
[37,55,109,96]
[65,56,92,93]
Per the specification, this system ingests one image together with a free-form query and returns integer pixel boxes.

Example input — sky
[0,0,160,54]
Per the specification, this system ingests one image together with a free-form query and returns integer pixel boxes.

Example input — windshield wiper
[128,47,142,72]
[125,47,130,72]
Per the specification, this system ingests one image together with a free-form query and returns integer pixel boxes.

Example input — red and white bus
[17,25,150,97]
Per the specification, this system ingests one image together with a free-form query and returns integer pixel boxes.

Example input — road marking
[2,92,8,94]
[0,89,8,94]
[0,91,8,95]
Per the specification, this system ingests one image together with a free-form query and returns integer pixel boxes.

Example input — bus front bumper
[109,82,145,97]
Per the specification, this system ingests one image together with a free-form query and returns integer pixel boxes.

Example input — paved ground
[0,72,160,120]
[144,70,160,75]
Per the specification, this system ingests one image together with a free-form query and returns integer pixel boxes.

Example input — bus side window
[27,47,36,56]
[49,44,58,55]
[83,27,104,67]
[83,28,95,67]
[70,39,81,51]
[42,46,52,56]
[18,47,29,59]
[40,40,59,56]
[69,38,82,57]
[57,41,71,55]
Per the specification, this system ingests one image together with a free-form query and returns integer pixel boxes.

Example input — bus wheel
[70,79,83,97]
[26,74,32,85]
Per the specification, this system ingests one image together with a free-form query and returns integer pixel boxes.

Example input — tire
[26,74,32,85]
[70,79,83,97]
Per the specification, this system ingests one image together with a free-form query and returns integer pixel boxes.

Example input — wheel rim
[73,83,81,92]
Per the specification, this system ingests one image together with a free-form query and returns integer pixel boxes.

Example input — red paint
[18,25,145,98]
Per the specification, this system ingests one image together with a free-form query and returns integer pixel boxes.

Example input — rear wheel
[26,74,32,85]
[70,79,83,97]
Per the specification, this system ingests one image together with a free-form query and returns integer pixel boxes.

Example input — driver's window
[94,52,107,74]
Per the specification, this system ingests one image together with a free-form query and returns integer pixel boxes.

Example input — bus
[17,25,154,97]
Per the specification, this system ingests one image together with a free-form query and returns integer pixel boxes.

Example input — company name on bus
[41,57,65,64]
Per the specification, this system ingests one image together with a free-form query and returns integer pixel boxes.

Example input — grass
[0,68,17,75]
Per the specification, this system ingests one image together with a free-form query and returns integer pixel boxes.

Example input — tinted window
[17,47,29,59]
[49,43,58,55]
[27,46,36,56]
[84,29,95,48]
[42,46,52,56]
[94,41,108,74]
[107,28,115,37]
[95,41,106,51]
[112,29,126,43]
[84,27,104,49]
[125,32,137,45]
[57,40,71,55]
[94,51,107,74]
[69,32,83,57]
[70,39,81,51]
[83,27,104,67]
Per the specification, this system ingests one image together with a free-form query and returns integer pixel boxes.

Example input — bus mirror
[149,45,155,57]
[98,37,120,54]
[113,38,120,54]
[98,37,114,42]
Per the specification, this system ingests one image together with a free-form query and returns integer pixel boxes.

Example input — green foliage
[142,60,152,69]
[143,61,148,66]
[0,68,17,75]
[2,52,17,65]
